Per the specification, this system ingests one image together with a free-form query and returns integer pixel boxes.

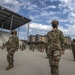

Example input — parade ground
[0,48,75,75]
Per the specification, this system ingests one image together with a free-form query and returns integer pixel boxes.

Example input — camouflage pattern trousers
[48,49,61,75]
[72,50,75,60]
[7,48,15,64]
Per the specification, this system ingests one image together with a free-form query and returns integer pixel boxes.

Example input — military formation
[1,20,75,75]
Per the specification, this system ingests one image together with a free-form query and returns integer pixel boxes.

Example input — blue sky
[0,0,75,40]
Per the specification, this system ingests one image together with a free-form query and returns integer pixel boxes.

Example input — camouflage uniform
[40,43,43,52]
[22,42,26,50]
[71,39,75,61]
[29,43,33,50]
[31,44,35,52]
[2,30,19,70]
[47,20,65,75]
[37,44,40,52]
[41,44,45,52]
[44,42,49,58]
[37,44,40,51]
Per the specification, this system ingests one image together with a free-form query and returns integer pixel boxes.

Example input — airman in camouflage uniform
[46,20,65,75]
[32,44,35,52]
[39,43,42,52]
[2,30,19,70]
[22,41,26,51]
[71,39,75,61]
[41,43,45,52]
[37,44,40,51]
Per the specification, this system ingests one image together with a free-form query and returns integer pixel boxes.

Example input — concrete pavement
[0,48,75,75]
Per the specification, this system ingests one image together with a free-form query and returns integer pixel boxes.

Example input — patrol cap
[12,30,17,32]
[11,30,17,35]
[51,20,59,24]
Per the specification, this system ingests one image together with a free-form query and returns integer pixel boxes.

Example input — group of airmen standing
[29,43,45,52]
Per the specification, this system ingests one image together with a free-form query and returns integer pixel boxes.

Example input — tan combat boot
[6,63,14,70]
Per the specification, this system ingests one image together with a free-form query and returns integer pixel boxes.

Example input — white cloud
[59,0,72,4]
[70,12,75,17]
[27,4,37,10]
[29,15,39,21]
[59,19,68,22]
[19,31,28,40]
[0,0,22,12]
[58,25,68,34]
[29,15,35,21]
[59,0,75,12]
[62,8,69,14]
[40,11,59,17]
[30,23,51,31]
[58,3,66,8]
[67,17,74,24]
[59,23,75,39]
[50,0,58,2]
[46,5,56,9]
[39,0,46,6]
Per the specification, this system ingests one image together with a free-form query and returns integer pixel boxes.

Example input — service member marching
[2,30,19,70]
[46,20,65,75]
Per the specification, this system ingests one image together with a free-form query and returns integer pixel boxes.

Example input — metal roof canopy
[0,6,31,30]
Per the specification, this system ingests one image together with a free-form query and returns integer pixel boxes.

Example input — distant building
[29,35,72,45]
[29,34,46,43]
[29,35,35,42]
[35,34,41,42]
[41,35,46,42]
[65,36,71,45]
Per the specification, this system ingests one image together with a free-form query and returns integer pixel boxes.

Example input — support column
[0,23,3,35]
[9,15,13,37]
[18,27,20,38]
[27,22,30,44]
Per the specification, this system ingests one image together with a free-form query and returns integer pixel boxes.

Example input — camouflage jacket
[46,29,65,51]
[4,35,19,49]
[71,42,75,51]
